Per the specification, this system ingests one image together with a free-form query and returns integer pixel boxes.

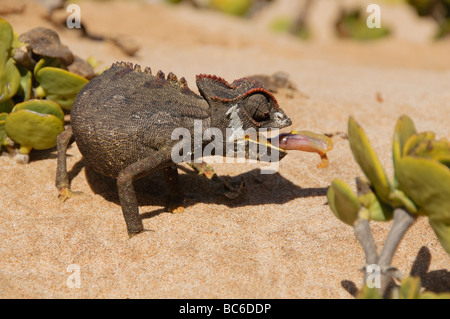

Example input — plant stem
[353,208,417,297]
[354,218,378,266]
[378,208,417,267]
[377,208,417,295]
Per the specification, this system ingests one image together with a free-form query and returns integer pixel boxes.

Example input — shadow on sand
[65,157,328,220]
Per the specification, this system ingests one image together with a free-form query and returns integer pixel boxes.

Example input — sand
[0,0,449,298]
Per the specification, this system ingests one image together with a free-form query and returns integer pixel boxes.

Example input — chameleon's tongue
[269,130,333,168]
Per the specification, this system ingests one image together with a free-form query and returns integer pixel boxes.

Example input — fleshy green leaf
[12,99,64,122]
[396,276,450,299]
[35,66,88,110]
[0,112,8,146]
[396,157,450,254]
[0,99,13,113]
[393,115,417,171]
[388,189,417,214]
[428,218,450,256]
[420,291,450,299]
[358,190,394,221]
[358,284,383,299]
[398,276,422,299]
[16,64,33,101]
[348,117,392,204]
[409,139,450,169]
[403,131,435,157]
[5,109,64,150]
[33,57,63,77]
[11,31,25,50]
[327,179,360,226]
[0,18,20,102]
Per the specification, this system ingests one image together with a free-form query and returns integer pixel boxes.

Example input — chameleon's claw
[127,228,145,238]
[58,188,83,202]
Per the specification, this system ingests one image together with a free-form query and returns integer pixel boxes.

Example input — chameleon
[56,61,292,236]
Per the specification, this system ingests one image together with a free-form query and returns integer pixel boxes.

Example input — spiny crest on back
[110,61,191,91]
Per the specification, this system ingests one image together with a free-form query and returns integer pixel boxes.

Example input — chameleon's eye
[253,109,270,122]
[246,94,271,122]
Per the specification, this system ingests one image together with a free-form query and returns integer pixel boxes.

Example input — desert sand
[0,0,449,298]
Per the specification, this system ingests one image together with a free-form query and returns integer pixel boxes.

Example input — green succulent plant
[328,179,360,226]
[0,112,11,152]
[0,99,14,113]
[0,18,95,163]
[335,9,390,41]
[270,16,311,40]
[4,99,64,163]
[360,276,450,299]
[0,18,20,103]
[327,115,450,297]
[35,65,88,110]
[16,64,33,101]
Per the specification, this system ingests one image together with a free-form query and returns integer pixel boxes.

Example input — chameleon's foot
[167,192,185,214]
[127,226,144,238]
[58,188,83,202]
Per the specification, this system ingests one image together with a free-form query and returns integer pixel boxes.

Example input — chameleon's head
[196,74,292,131]
[196,74,292,162]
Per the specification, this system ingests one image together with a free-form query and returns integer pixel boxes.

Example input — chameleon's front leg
[56,126,77,201]
[117,149,172,236]
[163,165,185,214]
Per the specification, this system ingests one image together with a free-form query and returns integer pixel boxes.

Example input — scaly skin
[56,62,292,236]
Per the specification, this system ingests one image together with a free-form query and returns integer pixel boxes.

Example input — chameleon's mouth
[230,130,333,166]
[228,134,287,162]
[244,134,288,161]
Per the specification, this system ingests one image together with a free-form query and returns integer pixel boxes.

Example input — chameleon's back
[71,62,209,178]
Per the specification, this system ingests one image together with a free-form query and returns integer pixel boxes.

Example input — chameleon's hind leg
[163,165,185,214]
[117,150,172,236]
[56,126,80,201]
